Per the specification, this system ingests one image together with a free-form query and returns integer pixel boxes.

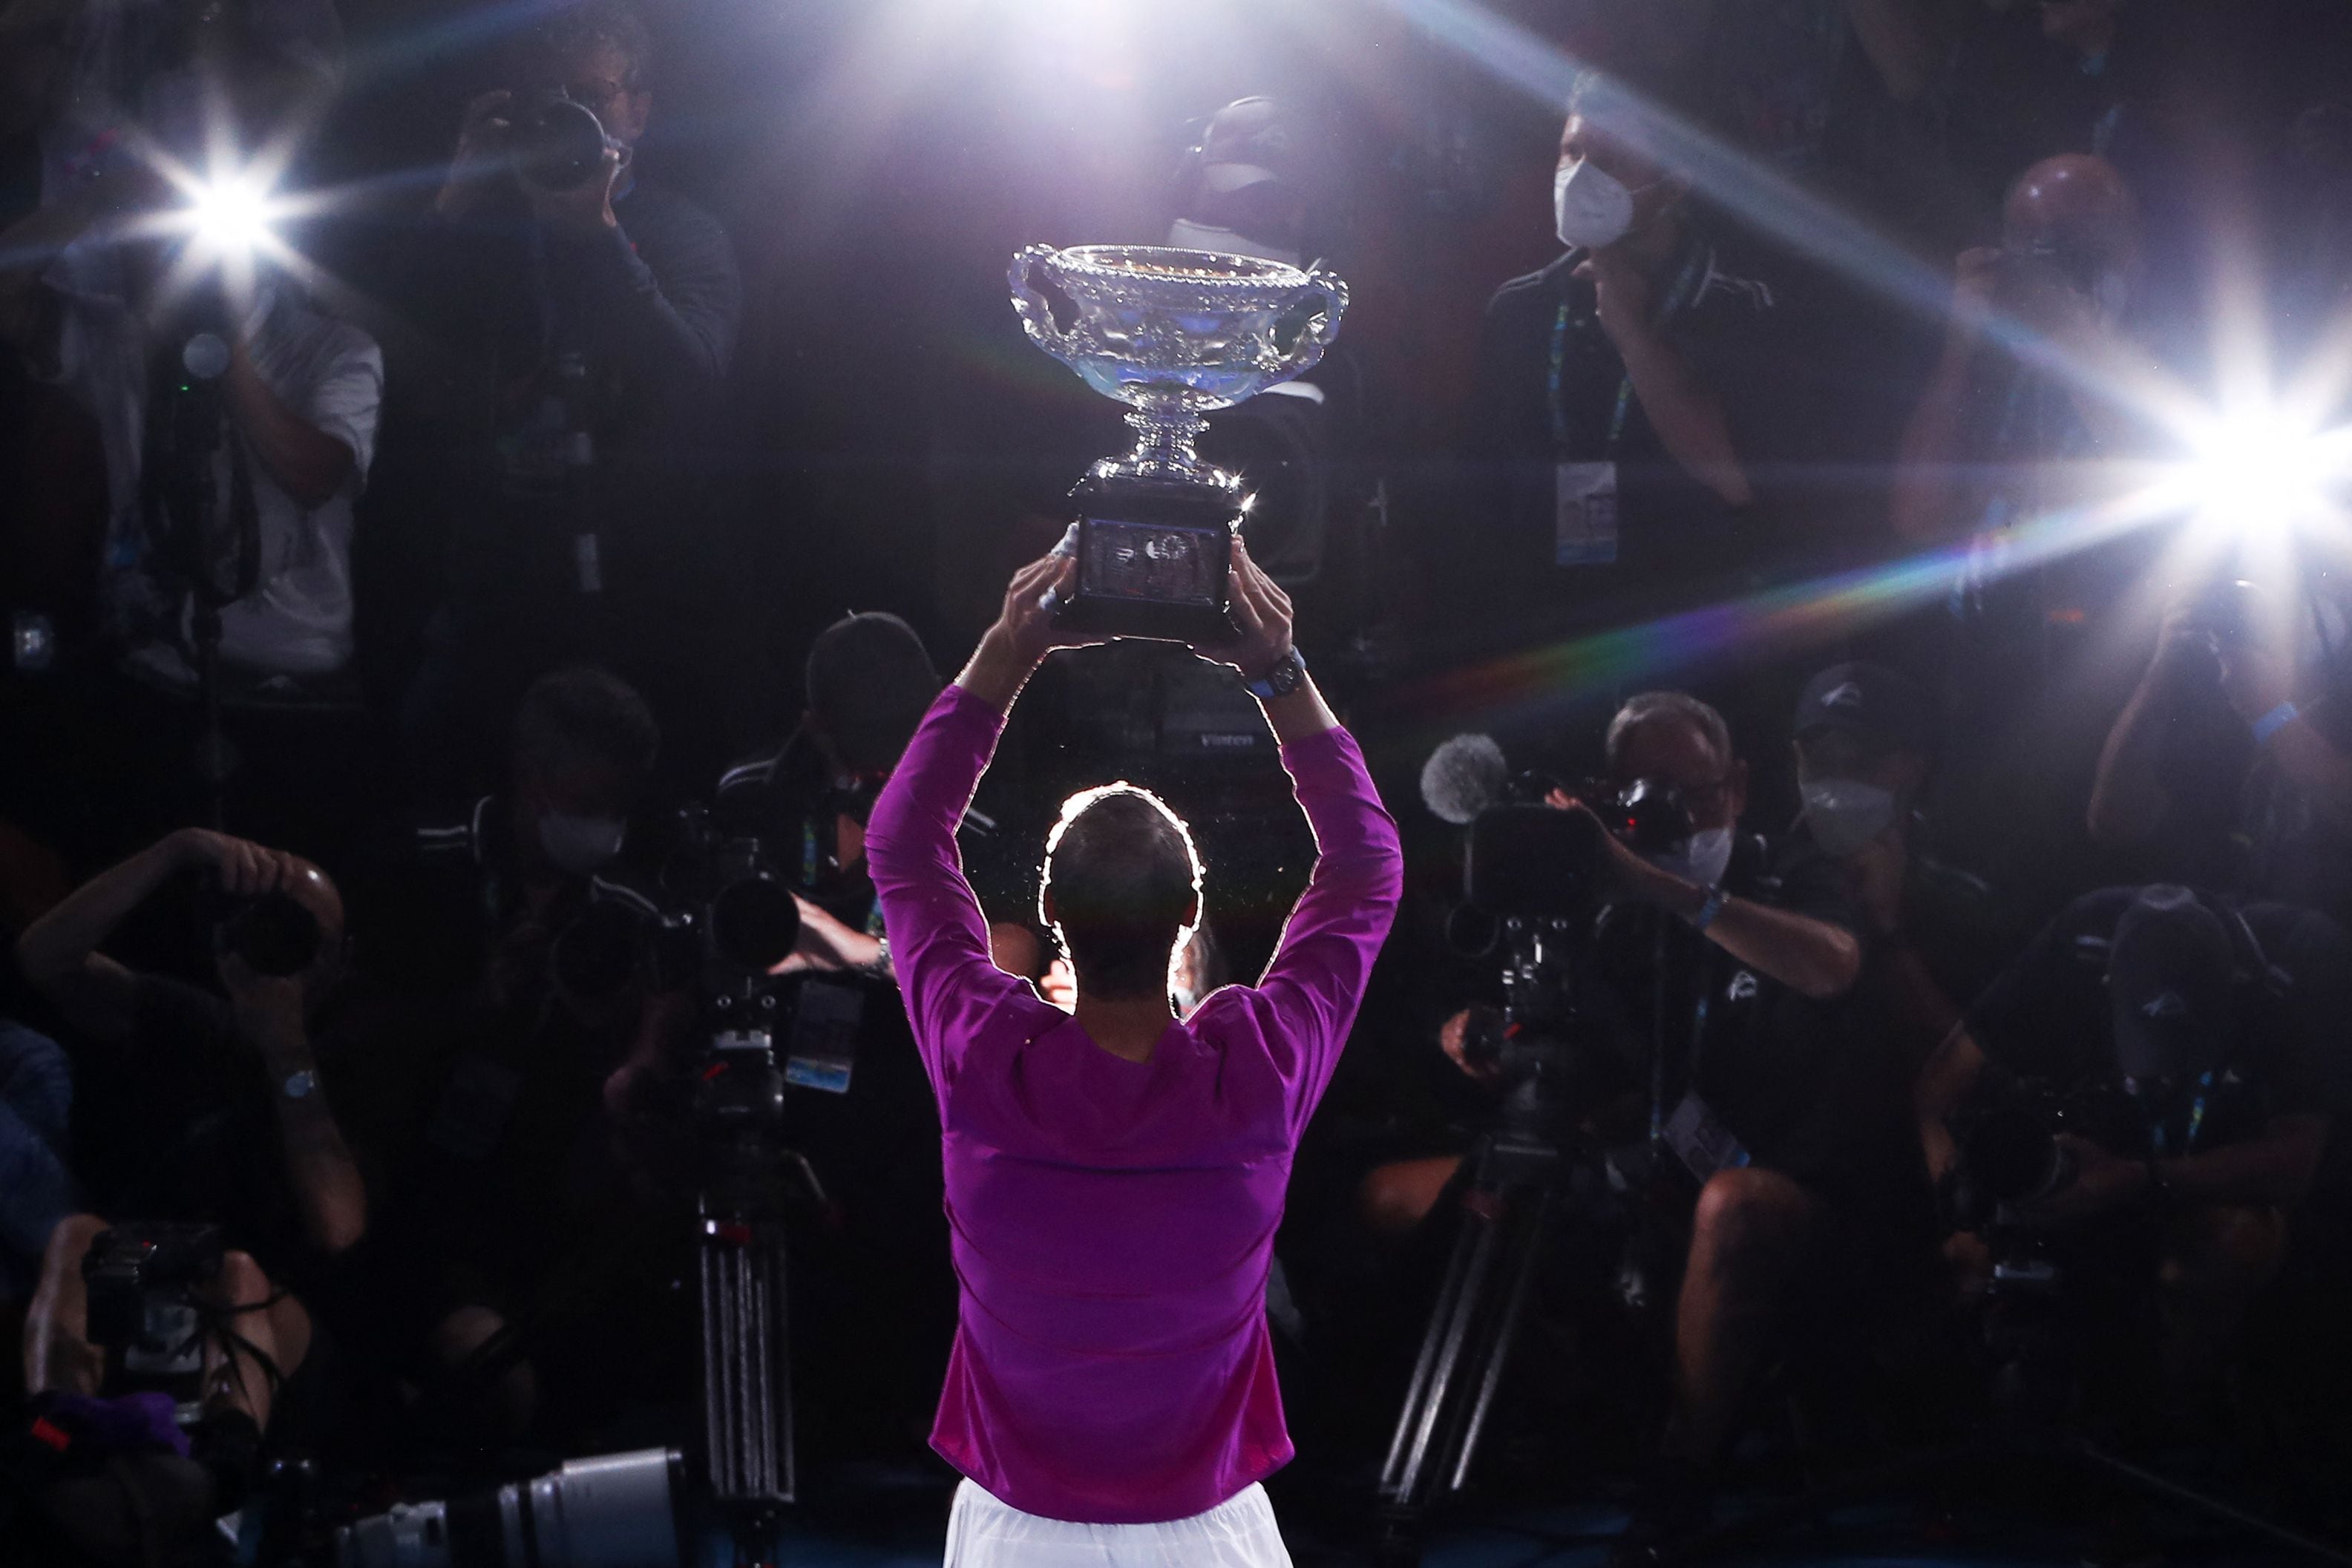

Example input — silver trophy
[1009,243,1348,641]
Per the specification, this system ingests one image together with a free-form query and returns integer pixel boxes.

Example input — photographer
[2089,579,2352,931]
[351,666,661,1443]
[1402,692,1906,1555]
[865,539,1401,1559]
[1888,150,2161,908]
[406,0,742,785]
[1792,661,2013,1066]
[1443,69,1798,655]
[13,827,364,1549]
[1891,152,2149,549]
[0,154,381,692]
[1916,884,2350,1431]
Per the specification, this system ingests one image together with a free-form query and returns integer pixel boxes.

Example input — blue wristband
[1690,886,1729,933]
[2252,701,2300,747]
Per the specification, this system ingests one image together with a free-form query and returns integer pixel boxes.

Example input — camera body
[82,1222,225,1411]
[1464,778,1694,921]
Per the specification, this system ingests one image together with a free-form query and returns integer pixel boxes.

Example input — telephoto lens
[507,90,610,192]
[221,892,323,978]
[337,1449,688,1568]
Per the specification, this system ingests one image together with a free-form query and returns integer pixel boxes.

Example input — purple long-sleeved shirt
[865,683,1402,1524]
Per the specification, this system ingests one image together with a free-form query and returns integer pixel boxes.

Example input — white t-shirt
[48,266,384,680]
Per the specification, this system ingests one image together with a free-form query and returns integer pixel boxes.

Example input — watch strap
[1245,648,1306,701]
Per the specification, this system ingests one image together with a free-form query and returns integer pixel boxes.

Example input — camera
[506,88,612,194]
[82,1223,225,1413]
[339,1449,691,1568]
[1464,779,1693,921]
[218,890,324,978]
[553,806,802,1001]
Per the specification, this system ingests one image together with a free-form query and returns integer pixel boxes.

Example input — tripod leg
[1381,1204,1507,1509]
[1447,1186,1556,1495]
[2074,1443,2352,1567]
[701,1218,793,1515]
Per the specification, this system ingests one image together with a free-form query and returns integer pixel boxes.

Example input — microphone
[1419,732,1509,825]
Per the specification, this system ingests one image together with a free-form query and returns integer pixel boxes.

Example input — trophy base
[1055,471,1245,646]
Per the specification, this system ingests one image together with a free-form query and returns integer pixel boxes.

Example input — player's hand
[992,549,1095,668]
[1206,537,1295,682]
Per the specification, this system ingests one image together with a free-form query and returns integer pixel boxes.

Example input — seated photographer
[1391,692,1922,1555]
[865,539,1401,1560]
[2089,578,2352,933]
[1792,661,2014,1083]
[373,663,658,991]
[1917,884,2351,1434]
[11,829,364,1549]
[717,610,1041,980]
[352,666,665,1443]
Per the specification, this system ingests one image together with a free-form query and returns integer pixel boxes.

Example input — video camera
[1465,780,1690,922]
[340,812,833,1566]
[1420,732,1696,923]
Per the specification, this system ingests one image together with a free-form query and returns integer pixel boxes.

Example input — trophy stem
[1099,407,1241,492]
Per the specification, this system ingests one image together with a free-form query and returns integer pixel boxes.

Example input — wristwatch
[281,1068,318,1101]
[1245,647,1307,701]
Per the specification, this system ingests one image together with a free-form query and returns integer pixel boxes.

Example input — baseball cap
[805,613,942,778]
[2106,885,2239,1083]
[1793,662,1931,754]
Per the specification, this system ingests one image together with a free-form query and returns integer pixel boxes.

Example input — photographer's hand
[1438,1006,1503,1087]
[531,146,623,234]
[2017,1135,2146,1228]
[433,90,514,219]
[17,830,287,1043]
[223,954,368,1254]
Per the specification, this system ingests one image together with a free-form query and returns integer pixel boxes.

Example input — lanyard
[1548,243,1711,456]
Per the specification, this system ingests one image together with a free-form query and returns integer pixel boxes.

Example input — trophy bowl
[1009,243,1349,643]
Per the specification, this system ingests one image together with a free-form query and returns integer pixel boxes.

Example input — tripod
[1375,909,1639,1568]
[144,326,258,830]
[1373,1091,1576,1567]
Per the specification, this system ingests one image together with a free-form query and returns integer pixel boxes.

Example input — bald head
[2003,154,2139,269]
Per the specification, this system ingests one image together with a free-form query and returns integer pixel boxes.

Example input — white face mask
[1801,778,1899,859]
[1646,825,1734,890]
[1555,158,1642,250]
[538,811,627,875]
[1164,218,1302,267]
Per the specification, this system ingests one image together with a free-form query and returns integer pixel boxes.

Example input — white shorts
[942,1478,1294,1568]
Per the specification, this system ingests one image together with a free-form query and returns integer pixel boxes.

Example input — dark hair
[805,613,943,778]
[537,0,654,89]
[513,665,659,790]
[1041,785,1202,1000]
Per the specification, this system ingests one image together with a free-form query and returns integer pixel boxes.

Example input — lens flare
[184,174,280,260]
[2180,409,2342,542]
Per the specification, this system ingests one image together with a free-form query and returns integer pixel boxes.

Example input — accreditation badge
[1554,460,1620,566]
